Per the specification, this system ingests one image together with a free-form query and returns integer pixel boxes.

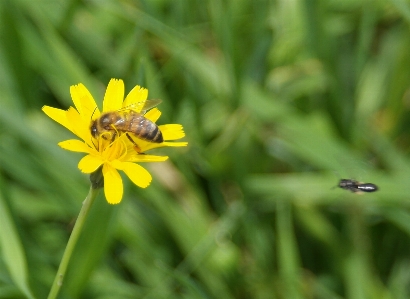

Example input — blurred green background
[1,0,410,298]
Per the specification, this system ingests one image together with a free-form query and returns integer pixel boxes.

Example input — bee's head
[90,106,99,138]
[90,120,98,138]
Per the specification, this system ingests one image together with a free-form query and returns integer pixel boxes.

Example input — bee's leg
[126,133,143,153]
[110,131,117,143]
[105,124,120,142]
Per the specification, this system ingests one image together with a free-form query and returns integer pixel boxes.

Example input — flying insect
[338,179,378,193]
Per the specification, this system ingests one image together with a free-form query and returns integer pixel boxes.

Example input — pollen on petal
[113,161,152,188]
[103,164,123,204]
[103,79,124,112]
[78,154,103,173]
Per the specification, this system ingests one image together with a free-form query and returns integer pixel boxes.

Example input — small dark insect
[338,179,378,193]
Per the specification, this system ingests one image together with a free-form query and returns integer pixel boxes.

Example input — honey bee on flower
[90,99,164,153]
[42,79,187,204]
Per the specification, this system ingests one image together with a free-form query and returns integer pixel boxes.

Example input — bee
[90,99,163,150]
[338,179,378,193]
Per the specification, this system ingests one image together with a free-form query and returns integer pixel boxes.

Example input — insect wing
[121,99,162,113]
[141,99,162,112]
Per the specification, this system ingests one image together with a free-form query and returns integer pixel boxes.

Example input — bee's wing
[122,99,162,113]
[141,99,162,111]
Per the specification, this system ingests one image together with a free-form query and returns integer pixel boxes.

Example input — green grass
[1,0,410,298]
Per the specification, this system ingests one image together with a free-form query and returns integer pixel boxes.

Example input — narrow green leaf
[0,177,35,299]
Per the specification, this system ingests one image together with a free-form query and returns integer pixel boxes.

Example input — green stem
[47,186,100,299]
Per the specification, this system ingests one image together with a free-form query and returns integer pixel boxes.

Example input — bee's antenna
[91,106,97,119]
[91,138,98,151]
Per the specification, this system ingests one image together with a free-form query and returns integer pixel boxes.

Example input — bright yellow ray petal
[123,85,148,108]
[58,140,93,153]
[70,83,99,121]
[167,142,188,147]
[112,161,152,188]
[42,106,73,132]
[144,108,161,122]
[66,107,92,143]
[138,141,188,152]
[103,79,124,112]
[103,164,123,204]
[162,141,188,147]
[125,138,150,152]
[64,107,79,130]
[78,155,104,173]
[159,124,186,140]
[126,154,168,163]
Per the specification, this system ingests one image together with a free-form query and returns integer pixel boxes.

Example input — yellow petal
[162,141,188,147]
[127,154,168,163]
[103,79,124,112]
[144,108,161,122]
[66,107,92,143]
[78,155,103,173]
[58,140,92,153]
[159,124,185,140]
[103,164,123,204]
[123,85,148,108]
[42,106,72,132]
[138,141,188,152]
[70,83,99,121]
[112,161,152,188]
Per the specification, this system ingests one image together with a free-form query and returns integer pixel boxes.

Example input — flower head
[43,79,187,204]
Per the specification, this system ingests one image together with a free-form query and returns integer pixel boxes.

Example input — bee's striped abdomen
[126,112,163,143]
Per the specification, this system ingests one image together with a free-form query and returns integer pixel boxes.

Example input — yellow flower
[42,79,187,204]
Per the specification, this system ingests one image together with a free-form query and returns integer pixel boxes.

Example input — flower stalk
[47,186,100,299]
[43,78,187,298]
